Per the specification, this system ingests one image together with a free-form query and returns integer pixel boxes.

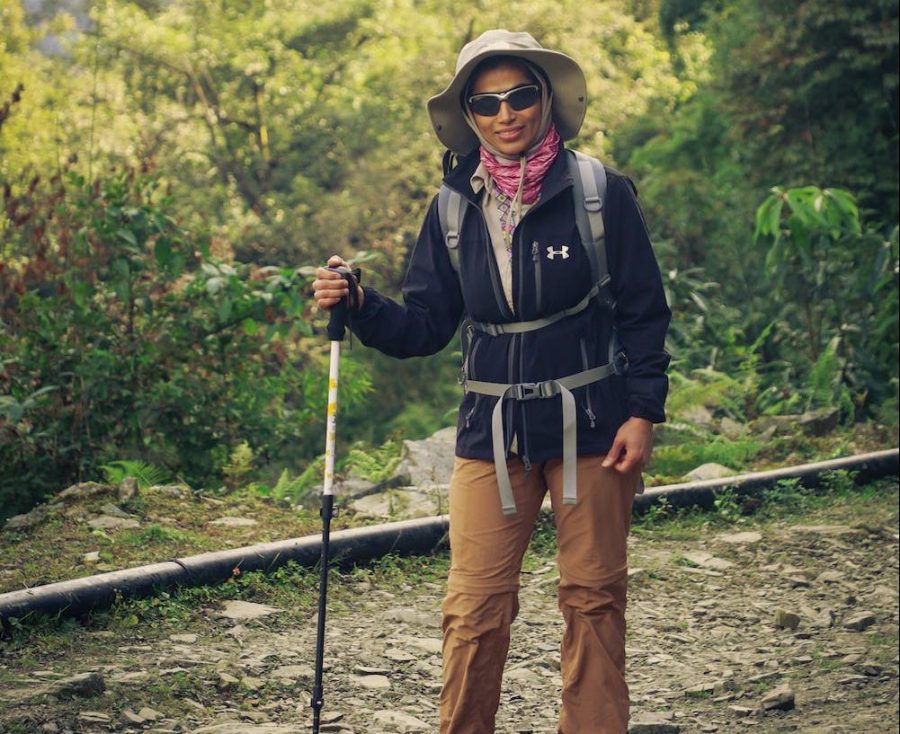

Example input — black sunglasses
[467,84,541,117]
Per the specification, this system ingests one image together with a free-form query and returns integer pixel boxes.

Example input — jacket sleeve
[604,172,671,423]
[348,196,464,358]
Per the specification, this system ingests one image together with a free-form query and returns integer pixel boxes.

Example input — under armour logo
[546,245,570,260]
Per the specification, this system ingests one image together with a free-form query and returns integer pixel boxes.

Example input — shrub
[0,164,369,519]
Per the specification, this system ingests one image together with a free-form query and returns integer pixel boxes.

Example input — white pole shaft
[322,340,341,497]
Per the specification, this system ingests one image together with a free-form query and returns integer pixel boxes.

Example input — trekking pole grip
[325,266,361,342]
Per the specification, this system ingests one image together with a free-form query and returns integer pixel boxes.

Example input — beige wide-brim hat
[427,29,587,155]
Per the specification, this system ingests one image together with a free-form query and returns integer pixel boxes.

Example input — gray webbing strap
[437,185,463,274]
[471,282,601,336]
[569,151,608,288]
[467,363,616,514]
[490,382,576,514]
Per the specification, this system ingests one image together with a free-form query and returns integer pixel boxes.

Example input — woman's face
[469,61,542,156]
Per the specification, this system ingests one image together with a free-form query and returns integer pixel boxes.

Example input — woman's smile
[470,64,542,156]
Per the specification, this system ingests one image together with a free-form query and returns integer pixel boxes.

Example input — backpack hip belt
[466,361,623,515]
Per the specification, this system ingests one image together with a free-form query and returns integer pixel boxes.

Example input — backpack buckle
[512,381,557,401]
[584,194,603,213]
[513,383,540,401]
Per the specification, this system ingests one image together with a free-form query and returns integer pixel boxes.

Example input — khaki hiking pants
[439,455,638,734]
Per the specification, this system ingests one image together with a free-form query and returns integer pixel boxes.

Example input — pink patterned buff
[479,123,561,204]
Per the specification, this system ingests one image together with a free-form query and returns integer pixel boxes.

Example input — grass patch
[671,553,701,568]
[352,552,450,588]
[633,475,898,541]
[119,523,197,546]
[685,688,713,699]
[649,437,764,477]
[0,484,363,594]
[1,549,451,647]
[865,632,900,666]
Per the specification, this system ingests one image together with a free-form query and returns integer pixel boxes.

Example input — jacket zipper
[487,180,573,467]
[506,332,518,459]
[518,331,531,474]
[512,228,531,472]
[464,333,482,428]
[580,337,597,428]
[532,240,542,313]
[508,181,570,319]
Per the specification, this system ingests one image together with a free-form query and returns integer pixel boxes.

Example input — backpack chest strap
[470,281,608,336]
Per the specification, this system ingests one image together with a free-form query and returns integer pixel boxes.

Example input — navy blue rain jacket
[349,145,671,466]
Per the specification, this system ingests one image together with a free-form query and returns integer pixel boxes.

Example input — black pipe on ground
[1,448,896,625]
[634,447,899,513]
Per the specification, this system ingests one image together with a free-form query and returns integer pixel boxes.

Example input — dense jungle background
[1,0,898,520]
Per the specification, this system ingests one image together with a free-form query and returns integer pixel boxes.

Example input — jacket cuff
[628,403,667,425]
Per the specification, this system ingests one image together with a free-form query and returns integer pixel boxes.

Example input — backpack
[435,150,628,516]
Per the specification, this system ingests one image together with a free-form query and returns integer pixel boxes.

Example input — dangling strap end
[492,391,519,515]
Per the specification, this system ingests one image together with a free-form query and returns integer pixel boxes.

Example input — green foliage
[272,456,326,505]
[100,460,170,488]
[713,0,899,222]
[222,442,254,491]
[712,486,741,523]
[359,552,448,587]
[122,523,193,545]
[754,186,899,414]
[270,467,308,504]
[638,496,675,528]
[667,367,746,420]
[817,469,858,496]
[649,437,762,477]
[617,0,898,425]
[345,440,402,484]
[759,477,815,517]
[0,160,370,519]
[2,0,898,519]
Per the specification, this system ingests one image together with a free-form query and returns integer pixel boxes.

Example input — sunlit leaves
[755,186,862,274]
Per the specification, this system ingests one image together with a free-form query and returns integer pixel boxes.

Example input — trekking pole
[311,266,359,734]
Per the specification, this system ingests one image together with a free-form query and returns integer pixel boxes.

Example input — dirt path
[1,485,898,734]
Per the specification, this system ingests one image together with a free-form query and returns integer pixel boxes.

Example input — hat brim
[427,47,586,155]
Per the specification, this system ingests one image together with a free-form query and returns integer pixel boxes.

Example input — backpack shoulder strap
[567,149,610,294]
[568,150,625,367]
[438,183,465,275]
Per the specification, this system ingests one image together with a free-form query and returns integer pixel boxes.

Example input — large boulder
[394,426,457,488]
[344,426,457,520]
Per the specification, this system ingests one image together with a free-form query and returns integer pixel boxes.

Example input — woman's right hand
[312,255,365,311]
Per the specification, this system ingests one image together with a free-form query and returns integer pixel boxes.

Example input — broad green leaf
[154,238,173,272]
[117,228,138,247]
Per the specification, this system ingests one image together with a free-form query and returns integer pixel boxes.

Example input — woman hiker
[313,29,671,734]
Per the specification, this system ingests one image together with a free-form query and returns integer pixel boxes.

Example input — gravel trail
[2,487,898,734]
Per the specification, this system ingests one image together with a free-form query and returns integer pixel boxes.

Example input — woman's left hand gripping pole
[311,266,360,733]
